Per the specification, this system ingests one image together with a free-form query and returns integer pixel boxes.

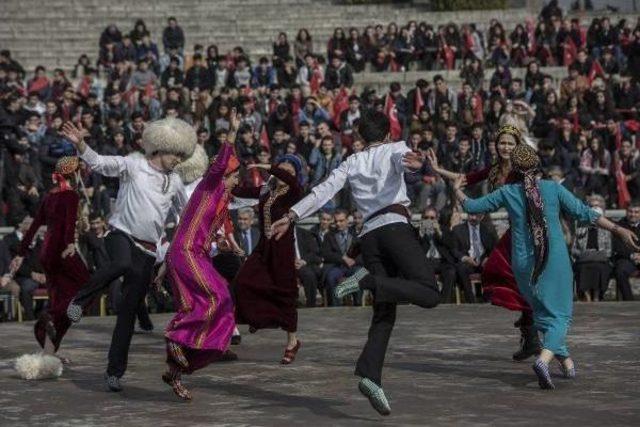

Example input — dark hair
[334,208,349,218]
[89,212,104,222]
[358,109,390,143]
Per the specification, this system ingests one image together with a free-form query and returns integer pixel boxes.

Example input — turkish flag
[384,94,402,141]
[333,87,349,128]
[414,89,424,114]
[616,159,632,208]
[588,60,605,84]
[260,126,270,149]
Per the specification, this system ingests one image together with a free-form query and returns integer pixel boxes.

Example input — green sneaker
[358,377,391,416]
[334,268,369,301]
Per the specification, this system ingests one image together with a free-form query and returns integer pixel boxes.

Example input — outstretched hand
[271,216,292,241]
[402,151,424,170]
[426,148,439,169]
[452,175,466,190]
[618,227,640,251]
[61,122,87,148]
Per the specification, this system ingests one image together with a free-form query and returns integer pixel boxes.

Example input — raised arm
[61,122,127,177]
[426,148,467,183]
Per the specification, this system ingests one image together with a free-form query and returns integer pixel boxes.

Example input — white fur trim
[175,144,209,184]
[141,118,197,157]
[14,353,63,380]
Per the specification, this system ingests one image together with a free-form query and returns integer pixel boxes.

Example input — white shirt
[292,141,412,236]
[80,147,187,245]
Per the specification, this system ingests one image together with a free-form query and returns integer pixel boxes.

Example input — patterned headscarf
[511,143,548,285]
[52,156,80,191]
[488,124,524,190]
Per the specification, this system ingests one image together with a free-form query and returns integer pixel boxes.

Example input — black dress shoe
[513,324,541,361]
[231,334,241,345]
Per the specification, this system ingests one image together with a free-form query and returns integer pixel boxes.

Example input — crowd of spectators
[1,2,640,321]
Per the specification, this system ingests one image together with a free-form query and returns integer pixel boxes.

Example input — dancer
[61,118,195,392]
[232,154,304,364]
[162,121,241,400]
[454,143,639,389]
[427,124,540,361]
[173,142,244,344]
[11,156,90,379]
[272,110,439,415]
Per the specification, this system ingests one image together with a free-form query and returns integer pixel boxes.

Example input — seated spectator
[324,55,354,90]
[579,136,611,198]
[298,97,330,128]
[612,203,640,301]
[162,17,185,54]
[451,213,498,303]
[572,195,612,301]
[0,238,20,319]
[618,139,640,200]
[234,207,260,256]
[311,210,334,247]
[309,135,342,188]
[419,207,457,303]
[293,226,322,307]
[3,142,41,225]
[321,209,362,306]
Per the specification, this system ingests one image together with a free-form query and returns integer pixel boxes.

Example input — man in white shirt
[61,118,195,392]
[271,110,439,416]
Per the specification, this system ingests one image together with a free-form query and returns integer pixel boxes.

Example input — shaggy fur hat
[14,353,63,380]
[175,144,209,184]
[141,118,197,158]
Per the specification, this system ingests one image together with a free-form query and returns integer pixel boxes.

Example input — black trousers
[426,259,457,304]
[298,264,321,307]
[454,262,481,303]
[72,231,156,377]
[355,222,439,386]
[614,259,636,301]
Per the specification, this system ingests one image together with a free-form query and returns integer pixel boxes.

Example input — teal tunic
[463,180,600,357]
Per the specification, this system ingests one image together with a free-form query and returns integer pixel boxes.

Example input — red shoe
[280,340,302,365]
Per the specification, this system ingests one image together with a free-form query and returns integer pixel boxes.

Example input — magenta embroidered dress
[164,143,236,373]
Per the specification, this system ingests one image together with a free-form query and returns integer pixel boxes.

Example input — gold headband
[497,124,523,142]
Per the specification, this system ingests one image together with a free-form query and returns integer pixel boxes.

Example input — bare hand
[61,122,86,147]
[229,107,240,132]
[294,258,306,269]
[271,216,292,241]
[342,256,356,268]
[10,256,24,275]
[618,227,640,251]
[61,243,76,259]
[402,151,424,170]
[452,175,466,190]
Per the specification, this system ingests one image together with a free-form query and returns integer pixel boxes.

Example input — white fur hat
[141,117,197,158]
[175,144,209,184]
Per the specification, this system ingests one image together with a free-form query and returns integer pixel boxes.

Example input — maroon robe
[233,166,303,332]
[19,189,90,350]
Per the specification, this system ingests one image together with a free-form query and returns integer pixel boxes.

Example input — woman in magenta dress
[161,139,242,400]
[232,155,304,364]
[12,156,90,359]
[428,124,540,361]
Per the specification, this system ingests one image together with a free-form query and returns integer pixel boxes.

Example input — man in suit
[310,210,334,247]
[233,207,260,256]
[612,203,640,300]
[451,213,498,303]
[322,209,362,306]
[294,226,323,307]
[419,207,457,303]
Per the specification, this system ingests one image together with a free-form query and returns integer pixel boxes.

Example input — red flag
[442,45,455,70]
[414,89,424,115]
[259,126,270,149]
[333,87,349,129]
[384,94,402,141]
[615,158,632,208]
[77,76,91,99]
[563,39,577,67]
[588,60,605,84]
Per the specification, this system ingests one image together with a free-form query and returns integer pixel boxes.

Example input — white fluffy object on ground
[14,353,63,380]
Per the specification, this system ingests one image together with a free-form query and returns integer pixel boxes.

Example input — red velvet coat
[232,166,303,332]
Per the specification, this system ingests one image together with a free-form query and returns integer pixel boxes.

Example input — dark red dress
[19,189,90,350]
[233,167,303,332]
[466,167,531,312]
